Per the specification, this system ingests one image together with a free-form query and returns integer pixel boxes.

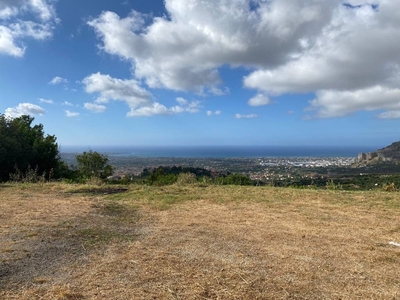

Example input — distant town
[61,150,399,190]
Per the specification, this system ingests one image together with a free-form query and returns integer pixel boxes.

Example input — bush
[145,167,178,186]
[9,165,46,183]
[326,179,343,190]
[214,174,254,186]
[177,173,197,185]
[383,183,397,192]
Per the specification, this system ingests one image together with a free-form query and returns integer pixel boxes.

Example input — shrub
[9,165,46,183]
[214,174,254,186]
[145,167,178,186]
[75,150,113,179]
[177,172,197,185]
[326,179,343,190]
[383,183,397,192]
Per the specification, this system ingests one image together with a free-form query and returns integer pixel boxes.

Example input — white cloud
[376,111,400,119]
[84,103,107,113]
[128,103,171,117]
[39,98,53,104]
[207,110,221,116]
[0,0,57,57]
[128,97,202,117]
[248,94,272,106]
[210,87,230,96]
[176,97,188,106]
[83,72,151,108]
[65,110,79,117]
[27,0,57,22]
[0,25,24,56]
[82,73,202,117]
[62,101,73,106]
[9,21,52,40]
[0,6,18,20]
[185,100,202,113]
[49,76,68,85]
[5,102,45,118]
[235,113,258,119]
[88,1,335,93]
[87,0,400,119]
[307,86,400,118]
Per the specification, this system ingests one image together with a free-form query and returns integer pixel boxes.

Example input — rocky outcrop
[357,141,400,163]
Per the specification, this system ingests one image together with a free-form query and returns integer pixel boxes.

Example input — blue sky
[1,0,399,148]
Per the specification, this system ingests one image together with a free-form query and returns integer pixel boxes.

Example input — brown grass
[1,183,399,299]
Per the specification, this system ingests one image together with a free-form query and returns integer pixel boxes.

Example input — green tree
[145,167,178,186]
[0,114,65,182]
[75,150,113,179]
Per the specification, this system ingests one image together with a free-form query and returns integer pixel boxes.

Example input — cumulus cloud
[88,0,335,93]
[183,99,202,113]
[248,94,272,107]
[9,21,52,40]
[307,86,400,118]
[83,72,151,107]
[235,113,258,119]
[84,103,107,113]
[0,26,24,56]
[27,0,56,22]
[0,6,18,20]
[82,73,202,117]
[87,0,400,119]
[128,103,171,117]
[65,110,79,117]
[207,110,222,116]
[176,97,188,106]
[0,0,57,57]
[243,3,400,94]
[39,98,53,104]
[62,101,73,106]
[4,102,45,117]
[49,76,68,85]
[127,97,201,117]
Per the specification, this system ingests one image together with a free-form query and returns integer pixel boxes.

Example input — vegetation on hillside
[377,141,400,160]
[0,114,67,182]
[1,114,399,192]
[75,150,114,179]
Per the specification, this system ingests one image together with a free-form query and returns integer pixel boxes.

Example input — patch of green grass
[105,185,205,210]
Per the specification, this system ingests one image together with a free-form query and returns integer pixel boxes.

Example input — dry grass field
[1,183,400,299]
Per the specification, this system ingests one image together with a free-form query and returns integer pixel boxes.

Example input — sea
[60,145,377,158]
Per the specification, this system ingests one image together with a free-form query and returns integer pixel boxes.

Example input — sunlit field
[1,183,399,299]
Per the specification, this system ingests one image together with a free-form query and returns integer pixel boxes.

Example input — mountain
[357,141,400,163]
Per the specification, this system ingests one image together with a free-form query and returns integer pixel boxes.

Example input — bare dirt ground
[1,183,400,299]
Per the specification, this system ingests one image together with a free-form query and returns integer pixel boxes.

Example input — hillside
[1,183,399,299]
[377,141,400,160]
[357,141,400,164]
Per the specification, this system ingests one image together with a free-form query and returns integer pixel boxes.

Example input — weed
[382,182,397,192]
[176,172,197,185]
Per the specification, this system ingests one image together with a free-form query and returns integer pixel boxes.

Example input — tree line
[0,114,255,185]
[0,115,113,183]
